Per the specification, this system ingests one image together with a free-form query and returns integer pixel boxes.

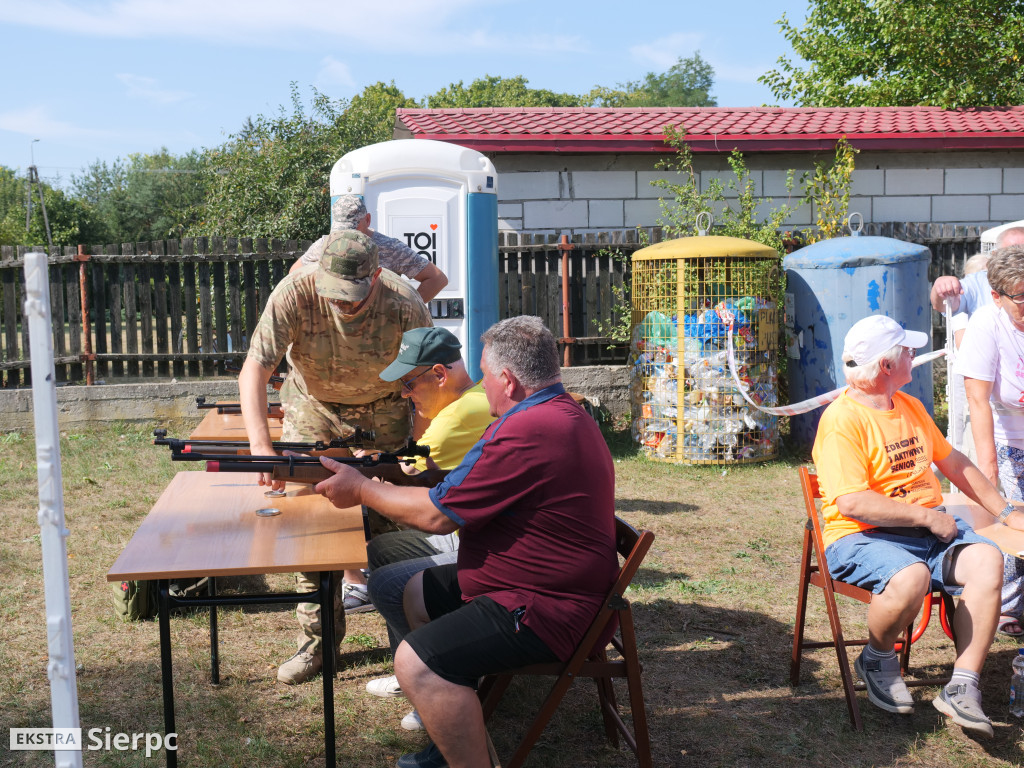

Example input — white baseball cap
[842,315,929,367]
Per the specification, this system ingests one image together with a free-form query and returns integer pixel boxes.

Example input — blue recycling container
[783,235,933,452]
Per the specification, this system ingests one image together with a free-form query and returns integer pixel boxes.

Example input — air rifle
[161,436,445,488]
[195,395,283,416]
[153,427,374,456]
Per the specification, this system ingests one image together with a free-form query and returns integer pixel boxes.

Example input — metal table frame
[155,573,339,768]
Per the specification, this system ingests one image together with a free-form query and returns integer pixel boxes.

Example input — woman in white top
[956,244,1024,636]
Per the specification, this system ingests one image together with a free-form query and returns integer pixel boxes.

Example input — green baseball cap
[379,327,462,381]
[315,230,379,302]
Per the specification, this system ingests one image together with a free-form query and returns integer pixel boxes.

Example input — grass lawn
[2,421,1024,767]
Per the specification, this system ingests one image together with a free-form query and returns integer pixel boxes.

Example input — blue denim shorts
[824,512,999,596]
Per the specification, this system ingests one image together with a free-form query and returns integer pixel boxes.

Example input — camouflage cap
[379,327,462,381]
[330,195,369,231]
[315,230,379,302]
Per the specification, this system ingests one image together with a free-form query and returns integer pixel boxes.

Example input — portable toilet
[981,219,1024,252]
[330,139,498,378]
[784,235,932,452]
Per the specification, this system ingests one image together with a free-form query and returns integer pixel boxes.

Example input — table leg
[320,572,337,768]
[158,579,177,768]
[209,576,219,685]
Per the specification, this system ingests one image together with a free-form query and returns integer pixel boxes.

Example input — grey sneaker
[342,583,375,614]
[855,650,914,714]
[933,684,994,738]
[366,674,404,698]
[277,651,321,685]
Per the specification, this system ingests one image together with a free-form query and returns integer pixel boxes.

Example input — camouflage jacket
[247,267,432,404]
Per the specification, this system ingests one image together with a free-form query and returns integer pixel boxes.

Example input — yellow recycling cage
[630,235,781,464]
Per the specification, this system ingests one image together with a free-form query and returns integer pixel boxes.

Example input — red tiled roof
[394,106,1024,153]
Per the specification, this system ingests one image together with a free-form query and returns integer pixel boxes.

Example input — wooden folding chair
[477,517,654,768]
[790,466,956,730]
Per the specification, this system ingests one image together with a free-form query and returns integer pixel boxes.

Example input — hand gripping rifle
[153,427,375,456]
[159,435,446,489]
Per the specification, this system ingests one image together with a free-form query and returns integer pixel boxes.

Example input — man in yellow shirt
[361,326,494,732]
[812,314,1017,737]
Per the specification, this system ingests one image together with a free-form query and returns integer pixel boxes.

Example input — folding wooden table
[107,471,365,768]
[188,409,282,442]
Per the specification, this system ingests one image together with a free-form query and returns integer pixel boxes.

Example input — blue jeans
[824,515,998,596]
[366,530,458,655]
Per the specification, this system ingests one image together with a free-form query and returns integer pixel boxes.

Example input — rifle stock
[206,460,447,488]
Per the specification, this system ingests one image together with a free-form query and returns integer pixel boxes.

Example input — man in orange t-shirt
[812,315,1016,737]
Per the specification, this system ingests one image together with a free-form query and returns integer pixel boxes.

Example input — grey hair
[844,345,903,389]
[987,245,1024,296]
[481,316,561,390]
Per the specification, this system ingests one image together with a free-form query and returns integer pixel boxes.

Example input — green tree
[586,53,717,107]
[426,75,582,108]
[70,149,206,244]
[801,137,858,243]
[760,0,1024,108]
[192,81,419,240]
[652,127,794,252]
[0,165,105,249]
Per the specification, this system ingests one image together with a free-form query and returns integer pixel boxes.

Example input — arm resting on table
[936,448,1024,531]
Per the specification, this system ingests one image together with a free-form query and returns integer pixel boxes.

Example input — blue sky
[0,0,811,187]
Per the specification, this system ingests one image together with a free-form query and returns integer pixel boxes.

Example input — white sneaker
[401,709,424,731]
[342,582,375,614]
[366,674,404,698]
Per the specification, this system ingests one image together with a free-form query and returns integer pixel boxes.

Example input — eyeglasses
[1001,291,1024,305]
[399,364,452,392]
[399,368,433,392]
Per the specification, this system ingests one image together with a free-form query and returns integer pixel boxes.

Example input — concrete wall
[489,150,1024,236]
[0,367,630,433]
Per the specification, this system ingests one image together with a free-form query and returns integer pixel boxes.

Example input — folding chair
[790,466,956,730]
[477,516,654,768]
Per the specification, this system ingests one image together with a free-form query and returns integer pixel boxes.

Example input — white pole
[24,251,82,768]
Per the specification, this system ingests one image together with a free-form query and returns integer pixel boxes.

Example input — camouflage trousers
[294,510,398,655]
[280,383,408,655]
[279,379,411,450]
[295,571,346,657]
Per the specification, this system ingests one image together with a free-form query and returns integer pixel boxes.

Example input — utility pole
[26,139,54,253]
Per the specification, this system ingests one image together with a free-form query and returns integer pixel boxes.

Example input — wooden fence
[0,224,985,388]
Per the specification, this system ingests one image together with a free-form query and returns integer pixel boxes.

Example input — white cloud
[116,73,191,104]
[712,60,773,84]
[314,56,356,92]
[628,33,706,71]
[0,0,484,47]
[0,105,112,141]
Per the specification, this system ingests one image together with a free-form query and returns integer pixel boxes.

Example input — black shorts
[403,563,558,688]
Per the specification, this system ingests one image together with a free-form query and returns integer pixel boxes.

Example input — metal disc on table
[255,507,281,517]
[264,489,286,498]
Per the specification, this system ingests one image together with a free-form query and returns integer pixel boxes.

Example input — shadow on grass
[617,498,698,515]
[622,599,1024,767]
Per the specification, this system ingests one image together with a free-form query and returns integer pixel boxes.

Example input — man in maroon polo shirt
[314,315,617,768]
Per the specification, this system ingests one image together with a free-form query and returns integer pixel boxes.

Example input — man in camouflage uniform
[290,195,448,302]
[240,229,431,685]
